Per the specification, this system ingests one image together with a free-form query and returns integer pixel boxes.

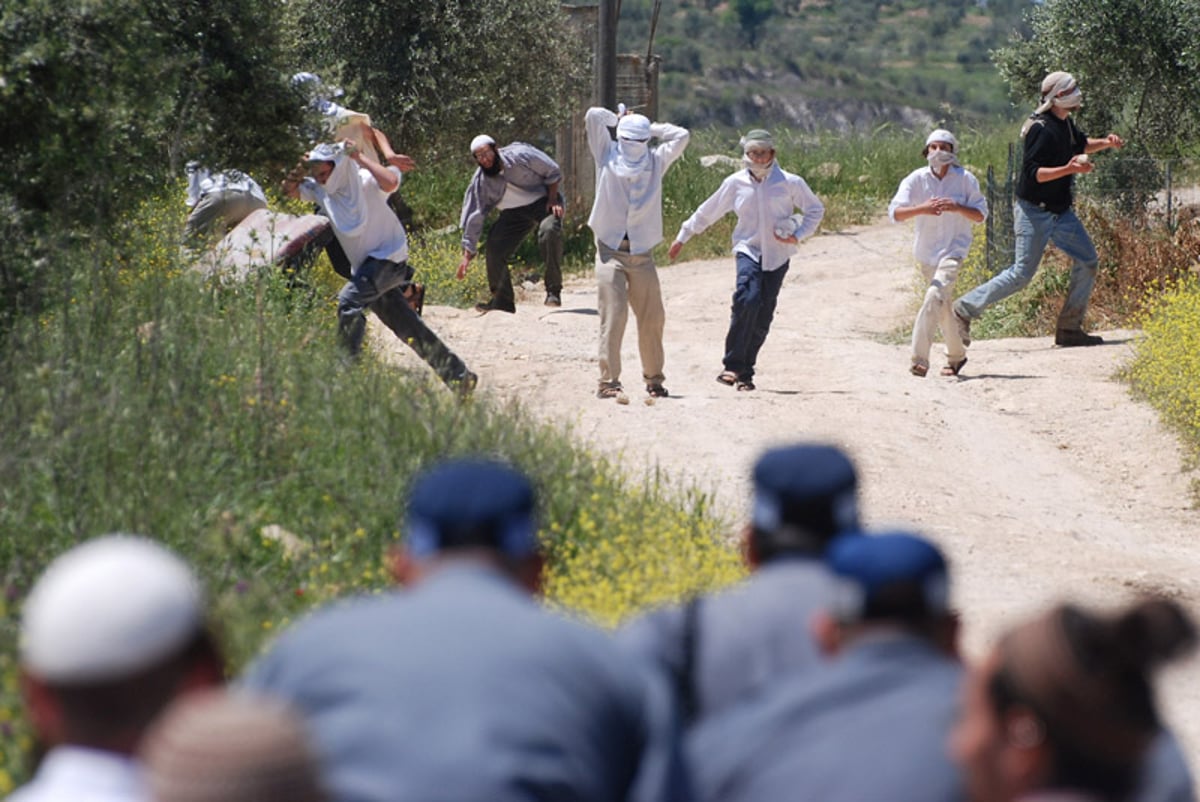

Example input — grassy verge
[0,191,744,787]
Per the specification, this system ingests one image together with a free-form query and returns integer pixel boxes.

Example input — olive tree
[289,0,590,157]
[992,0,1200,156]
[0,0,301,325]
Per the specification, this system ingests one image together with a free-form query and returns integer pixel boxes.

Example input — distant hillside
[608,0,1034,132]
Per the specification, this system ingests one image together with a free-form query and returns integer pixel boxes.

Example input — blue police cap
[404,459,538,560]
[826,531,949,621]
[751,444,858,545]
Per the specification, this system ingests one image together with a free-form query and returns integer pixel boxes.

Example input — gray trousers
[184,189,267,247]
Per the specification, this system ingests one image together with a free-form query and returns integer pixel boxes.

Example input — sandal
[597,381,623,399]
[941,357,967,376]
[716,370,738,386]
[910,362,928,377]
[736,380,755,391]
[646,383,670,398]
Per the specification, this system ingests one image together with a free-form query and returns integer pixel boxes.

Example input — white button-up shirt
[585,107,690,254]
[675,164,824,271]
[299,153,407,270]
[888,164,987,266]
[7,746,148,802]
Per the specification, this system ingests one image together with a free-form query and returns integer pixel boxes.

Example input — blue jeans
[956,199,1098,330]
[723,254,789,380]
[337,257,470,386]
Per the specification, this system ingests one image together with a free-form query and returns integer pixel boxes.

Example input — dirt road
[378,218,1200,755]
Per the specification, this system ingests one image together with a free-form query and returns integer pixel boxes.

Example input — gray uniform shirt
[617,557,839,724]
[242,566,687,802]
[459,143,562,254]
[686,633,966,802]
[1135,730,1196,802]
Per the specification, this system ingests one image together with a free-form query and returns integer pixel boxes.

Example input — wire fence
[984,148,1200,274]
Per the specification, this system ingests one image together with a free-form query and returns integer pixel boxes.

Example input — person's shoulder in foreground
[243,457,689,802]
[688,530,966,802]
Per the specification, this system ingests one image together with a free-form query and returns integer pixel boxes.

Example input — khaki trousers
[595,240,665,385]
[911,257,965,369]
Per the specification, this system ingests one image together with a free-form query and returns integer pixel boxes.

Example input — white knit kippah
[469,134,496,154]
[20,535,204,683]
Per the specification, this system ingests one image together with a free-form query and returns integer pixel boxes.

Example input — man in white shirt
[291,72,416,283]
[669,129,823,391]
[585,106,689,399]
[283,140,476,396]
[889,129,988,377]
[8,536,224,802]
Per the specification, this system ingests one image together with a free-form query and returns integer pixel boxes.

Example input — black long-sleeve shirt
[1016,112,1088,214]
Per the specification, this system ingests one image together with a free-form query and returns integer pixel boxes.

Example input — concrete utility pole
[597,0,618,109]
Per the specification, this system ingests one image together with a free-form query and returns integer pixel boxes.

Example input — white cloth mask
[742,155,775,180]
[613,140,650,177]
[926,149,957,169]
[1053,88,1083,109]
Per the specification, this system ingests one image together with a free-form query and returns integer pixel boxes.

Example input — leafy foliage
[288,0,590,158]
[992,0,1200,156]
[0,0,302,329]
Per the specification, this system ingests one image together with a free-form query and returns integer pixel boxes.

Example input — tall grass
[0,191,744,787]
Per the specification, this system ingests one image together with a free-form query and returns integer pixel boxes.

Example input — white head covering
[20,535,204,684]
[306,142,341,163]
[305,143,367,236]
[290,72,343,103]
[923,129,959,168]
[1035,71,1080,114]
[616,114,651,141]
[469,134,496,154]
[924,129,958,152]
[612,114,653,178]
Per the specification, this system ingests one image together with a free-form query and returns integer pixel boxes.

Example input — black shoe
[474,298,516,314]
[544,292,562,307]
[1055,329,1103,347]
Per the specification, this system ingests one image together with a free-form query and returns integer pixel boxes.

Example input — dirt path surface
[377,218,1200,756]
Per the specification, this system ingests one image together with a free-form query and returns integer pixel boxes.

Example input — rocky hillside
[609,0,1034,132]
